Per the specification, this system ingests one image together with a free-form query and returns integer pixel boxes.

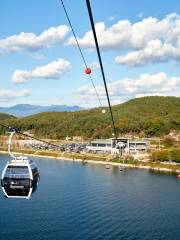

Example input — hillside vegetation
[0,113,15,121]
[1,96,180,139]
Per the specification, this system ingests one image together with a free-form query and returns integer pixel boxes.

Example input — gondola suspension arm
[7,130,16,159]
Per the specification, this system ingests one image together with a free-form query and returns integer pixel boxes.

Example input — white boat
[105,164,110,169]
[119,164,125,171]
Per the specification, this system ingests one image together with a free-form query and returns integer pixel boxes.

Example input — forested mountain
[1,96,180,139]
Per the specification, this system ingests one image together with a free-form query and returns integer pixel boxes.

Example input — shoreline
[0,150,180,174]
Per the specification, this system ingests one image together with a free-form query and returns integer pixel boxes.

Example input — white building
[86,138,149,155]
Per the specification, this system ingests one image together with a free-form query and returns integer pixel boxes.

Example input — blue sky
[0,0,180,107]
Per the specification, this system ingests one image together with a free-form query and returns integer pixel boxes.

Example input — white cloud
[0,89,31,102]
[0,25,70,55]
[115,13,180,67]
[120,72,180,94]
[68,13,180,50]
[67,13,180,66]
[67,21,132,50]
[12,59,71,83]
[75,72,180,105]
[115,39,180,67]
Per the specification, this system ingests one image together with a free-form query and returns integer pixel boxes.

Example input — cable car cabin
[1,156,39,199]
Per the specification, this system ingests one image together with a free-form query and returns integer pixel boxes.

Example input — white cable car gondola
[116,142,126,172]
[1,131,40,199]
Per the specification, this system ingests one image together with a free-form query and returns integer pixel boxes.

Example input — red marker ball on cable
[85,67,91,74]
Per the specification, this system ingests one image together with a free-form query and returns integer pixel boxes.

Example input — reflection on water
[0,154,180,240]
[148,168,178,176]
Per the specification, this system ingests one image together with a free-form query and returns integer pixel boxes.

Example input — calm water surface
[0,154,180,240]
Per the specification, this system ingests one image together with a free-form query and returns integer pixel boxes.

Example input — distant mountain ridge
[0,104,83,117]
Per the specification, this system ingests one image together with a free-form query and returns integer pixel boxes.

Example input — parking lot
[23,142,88,154]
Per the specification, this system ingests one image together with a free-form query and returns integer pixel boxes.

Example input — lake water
[0,154,180,240]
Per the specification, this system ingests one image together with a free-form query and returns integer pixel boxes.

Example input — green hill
[0,113,16,135]
[1,96,180,139]
[0,113,15,121]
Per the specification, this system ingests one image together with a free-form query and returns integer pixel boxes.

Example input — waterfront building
[86,138,149,155]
